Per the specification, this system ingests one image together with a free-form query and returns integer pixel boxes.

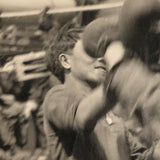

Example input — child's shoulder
[42,84,66,109]
[46,84,65,99]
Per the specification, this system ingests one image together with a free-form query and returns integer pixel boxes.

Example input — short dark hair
[45,23,82,83]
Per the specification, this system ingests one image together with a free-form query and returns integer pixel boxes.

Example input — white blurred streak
[0,0,75,12]
[0,2,123,18]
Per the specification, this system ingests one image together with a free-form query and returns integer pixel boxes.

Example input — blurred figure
[103,0,160,159]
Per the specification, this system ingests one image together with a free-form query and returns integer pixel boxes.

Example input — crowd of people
[0,0,160,160]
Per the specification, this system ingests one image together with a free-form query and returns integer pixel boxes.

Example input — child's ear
[59,54,71,69]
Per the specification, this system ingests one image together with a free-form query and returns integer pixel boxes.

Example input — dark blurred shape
[0,25,44,57]
[38,7,53,31]
[82,17,118,58]
[118,0,160,55]
[76,0,109,25]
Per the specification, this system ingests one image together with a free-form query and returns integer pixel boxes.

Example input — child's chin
[97,75,106,83]
[94,77,106,84]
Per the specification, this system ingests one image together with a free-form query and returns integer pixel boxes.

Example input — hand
[23,100,38,119]
[104,41,125,70]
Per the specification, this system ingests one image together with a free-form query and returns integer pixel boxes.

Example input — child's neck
[65,75,93,93]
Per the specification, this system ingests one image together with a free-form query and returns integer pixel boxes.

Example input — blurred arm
[74,83,112,132]
[111,59,157,109]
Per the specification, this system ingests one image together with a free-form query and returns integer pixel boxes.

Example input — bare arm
[74,83,112,132]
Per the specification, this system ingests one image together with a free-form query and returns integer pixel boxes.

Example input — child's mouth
[95,66,106,71]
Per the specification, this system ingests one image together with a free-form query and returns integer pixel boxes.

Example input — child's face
[70,40,107,84]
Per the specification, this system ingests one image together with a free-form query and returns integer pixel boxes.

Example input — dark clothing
[43,81,131,160]
[43,84,84,160]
